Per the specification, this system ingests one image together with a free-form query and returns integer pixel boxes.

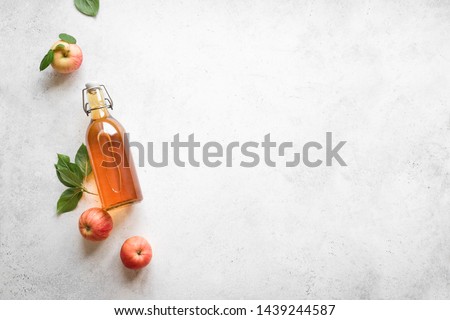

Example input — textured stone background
[1,0,450,299]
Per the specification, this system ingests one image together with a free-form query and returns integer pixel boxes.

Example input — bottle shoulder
[87,115,124,128]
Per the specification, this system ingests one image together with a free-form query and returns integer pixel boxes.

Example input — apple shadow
[82,238,105,256]
[122,267,141,281]
[122,264,152,283]
[40,71,79,89]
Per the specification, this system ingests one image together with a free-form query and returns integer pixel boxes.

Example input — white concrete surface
[1,0,450,299]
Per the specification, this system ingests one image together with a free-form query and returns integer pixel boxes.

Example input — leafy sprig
[55,144,96,214]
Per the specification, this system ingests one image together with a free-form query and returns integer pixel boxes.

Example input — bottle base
[103,198,143,211]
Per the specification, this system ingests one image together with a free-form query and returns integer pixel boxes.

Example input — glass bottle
[83,83,143,210]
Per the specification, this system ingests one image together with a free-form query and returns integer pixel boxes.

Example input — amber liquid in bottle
[85,85,143,210]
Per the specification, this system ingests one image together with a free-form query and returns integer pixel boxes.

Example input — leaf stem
[82,188,98,196]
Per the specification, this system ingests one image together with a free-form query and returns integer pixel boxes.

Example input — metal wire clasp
[82,84,114,116]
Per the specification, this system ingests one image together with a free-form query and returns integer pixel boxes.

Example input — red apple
[79,208,113,241]
[120,236,153,269]
[50,40,83,74]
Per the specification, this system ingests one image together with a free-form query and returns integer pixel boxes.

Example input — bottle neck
[87,87,110,120]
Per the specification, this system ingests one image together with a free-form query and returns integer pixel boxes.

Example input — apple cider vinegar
[83,83,143,210]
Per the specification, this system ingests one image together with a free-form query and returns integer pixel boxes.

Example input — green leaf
[57,154,70,166]
[74,0,99,17]
[39,49,54,71]
[56,165,83,188]
[55,164,76,187]
[55,154,76,187]
[69,162,84,181]
[54,44,66,51]
[57,188,83,214]
[75,144,92,177]
[56,154,75,178]
[55,153,84,184]
[59,33,77,44]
